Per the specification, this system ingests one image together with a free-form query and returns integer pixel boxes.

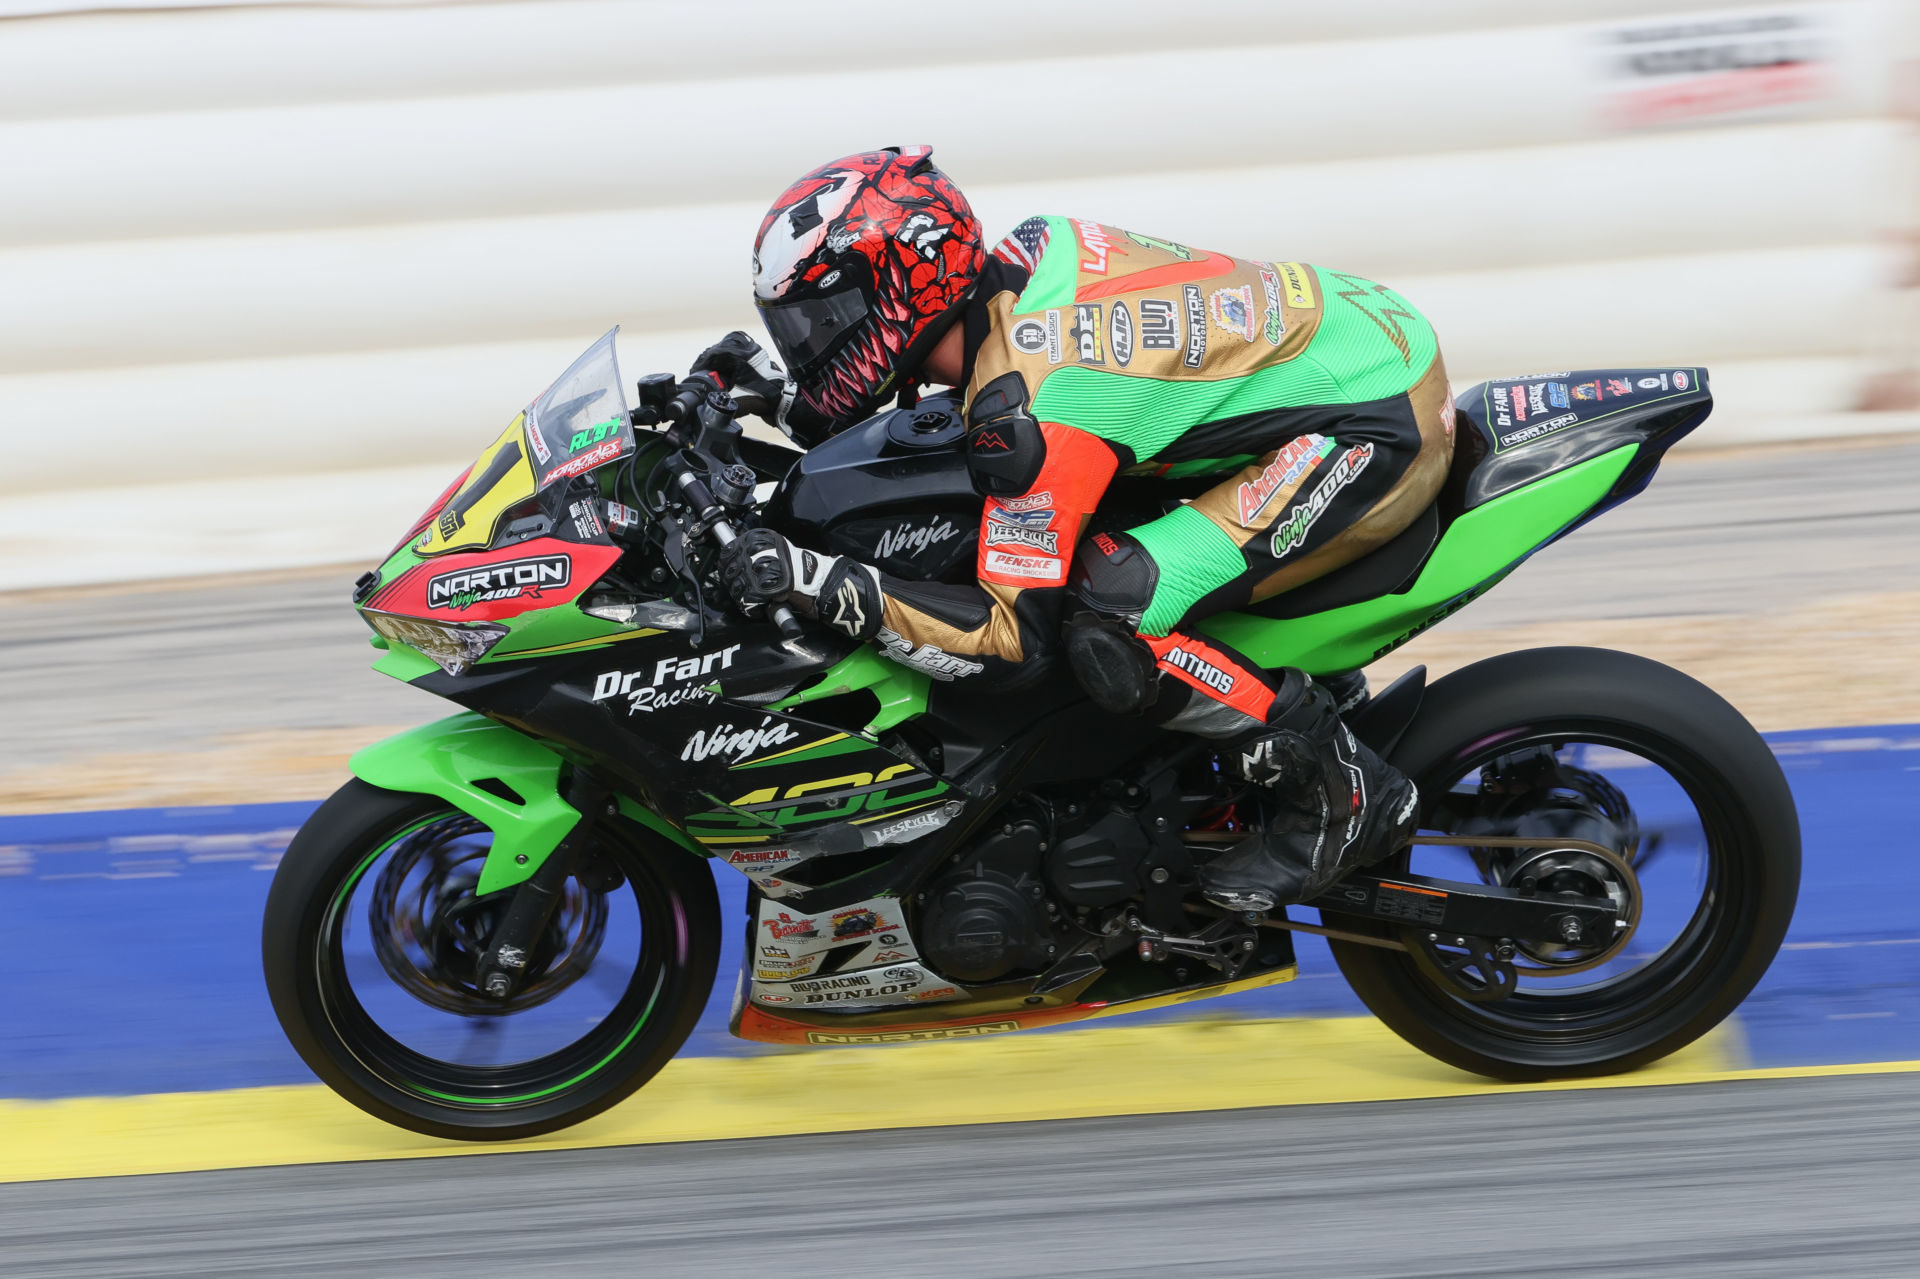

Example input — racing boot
[1200,673,1419,913]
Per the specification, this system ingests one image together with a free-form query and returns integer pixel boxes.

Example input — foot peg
[1129,914,1259,978]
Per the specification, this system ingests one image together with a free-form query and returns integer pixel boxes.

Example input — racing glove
[691,331,831,446]
[718,529,884,641]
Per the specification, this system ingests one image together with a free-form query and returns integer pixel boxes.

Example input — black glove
[691,331,833,445]
[718,529,885,640]
[719,529,822,608]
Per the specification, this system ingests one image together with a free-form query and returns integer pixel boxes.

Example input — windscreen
[526,328,635,491]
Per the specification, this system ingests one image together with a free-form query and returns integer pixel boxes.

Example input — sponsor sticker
[874,518,961,561]
[592,644,739,714]
[1070,303,1105,365]
[1491,384,1512,428]
[1235,434,1333,525]
[1270,443,1375,560]
[1159,644,1235,694]
[1607,377,1634,397]
[1498,412,1580,449]
[1045,309,1063,364]
[1074,218,1113,274]
[1257,267,1286,345]
[1209,285,1257,341]
[1139,298,1179,351]
[1547,383,1570,409]
[1109,300,1134,366]
[876,627,983,682]
[1010,317,1048,354]
[1673,369,1691,389]
[1638,374,1668,390]
[1276,261,1317,309]
[727,847,799,867]
[1572,382,1600,401]
[541,438,622,486]
[680,715,801,765]
[1182,284,1207,368]
[805,1022,1021,1045]
[427,555,570,611]
[984,549,1060,580]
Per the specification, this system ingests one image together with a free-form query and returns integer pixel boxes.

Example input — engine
[917,798,1164,985]
[918,817,1058,984]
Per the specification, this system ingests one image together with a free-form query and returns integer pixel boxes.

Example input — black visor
[758,288,869,378]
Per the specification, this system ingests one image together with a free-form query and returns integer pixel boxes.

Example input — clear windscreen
[525,328,635,491]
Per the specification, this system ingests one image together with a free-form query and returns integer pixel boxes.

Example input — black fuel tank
[764,394,984,582]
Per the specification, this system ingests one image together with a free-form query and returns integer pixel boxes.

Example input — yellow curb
[0,1015,1904,1185]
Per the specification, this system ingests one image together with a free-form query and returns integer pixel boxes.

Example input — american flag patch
[992,216,1051,271]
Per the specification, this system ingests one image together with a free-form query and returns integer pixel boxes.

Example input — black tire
[1328,646,1799,1081]
[263,778,720,1140]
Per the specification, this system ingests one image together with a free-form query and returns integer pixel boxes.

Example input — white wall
[0,0,1914,585]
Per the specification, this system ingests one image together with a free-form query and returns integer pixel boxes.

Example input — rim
[1383,723,1755,1052]
[313,810,681,1109]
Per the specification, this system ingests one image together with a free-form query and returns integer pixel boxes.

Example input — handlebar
[662,443,805,642]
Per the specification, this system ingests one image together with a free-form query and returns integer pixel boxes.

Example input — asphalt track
[5,1073,1918,1278]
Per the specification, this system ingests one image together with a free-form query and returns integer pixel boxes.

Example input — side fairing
[1199,443,1639,672]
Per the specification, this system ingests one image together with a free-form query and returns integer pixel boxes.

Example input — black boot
[1200,673,1418,912]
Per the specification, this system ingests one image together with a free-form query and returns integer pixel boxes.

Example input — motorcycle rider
[703,146,1450,911]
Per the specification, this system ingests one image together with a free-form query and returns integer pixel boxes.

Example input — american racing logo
[680,715,800,765]
[427,555,569,610]
[874,518,960,561]
[1139,298,1178,351]
[1270,443,1375,560]
[727,847,799,867]
[1160,644,1235,695]
[1182,285,1207,367]
[592,643,739,714]
[1109,300,1134,366]
[1235,434,1332,525]
[1070,303,1105,365]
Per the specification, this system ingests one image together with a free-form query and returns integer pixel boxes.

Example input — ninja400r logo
[427,555,569,610]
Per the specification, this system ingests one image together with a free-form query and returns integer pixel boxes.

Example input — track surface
[5,1072,1918,1278]
[4,438,1918,770]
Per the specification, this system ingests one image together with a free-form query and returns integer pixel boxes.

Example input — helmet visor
[758,287,869,378]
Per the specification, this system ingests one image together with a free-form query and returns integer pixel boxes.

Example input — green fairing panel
[481,601,636,661]
[772,645,930,734]
[1199,444,1639,673]
[349,712,703,896]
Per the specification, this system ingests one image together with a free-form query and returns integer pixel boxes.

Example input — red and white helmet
[752,146,985,426]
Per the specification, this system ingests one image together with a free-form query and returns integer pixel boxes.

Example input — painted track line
[7,1014,1918,1186]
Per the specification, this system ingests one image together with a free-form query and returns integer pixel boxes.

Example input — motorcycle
[263,329,1800,1140]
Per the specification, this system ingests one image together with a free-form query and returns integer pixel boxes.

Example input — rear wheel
[263,779,719,1140]
[1327,647,1799,1080]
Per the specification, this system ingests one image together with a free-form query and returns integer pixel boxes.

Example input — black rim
[1379,721,1758,1056]
[311,809,687,1110]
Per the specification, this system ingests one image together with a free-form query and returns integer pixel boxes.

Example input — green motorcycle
[263,334,1799,1139]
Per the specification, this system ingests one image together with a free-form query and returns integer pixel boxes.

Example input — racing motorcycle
[263,330,1800,1140]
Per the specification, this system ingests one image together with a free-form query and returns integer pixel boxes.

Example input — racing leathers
[741,217,1454,907]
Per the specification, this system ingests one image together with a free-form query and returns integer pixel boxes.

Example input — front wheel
[263,779,720,1140]
[1328,647,1799,1081]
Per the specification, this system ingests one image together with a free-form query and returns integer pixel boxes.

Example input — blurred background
[3,1,1920,1274]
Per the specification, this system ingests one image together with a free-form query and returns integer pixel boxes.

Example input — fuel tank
[765,393,982,583]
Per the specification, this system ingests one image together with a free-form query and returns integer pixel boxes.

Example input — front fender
[348,712,703,894]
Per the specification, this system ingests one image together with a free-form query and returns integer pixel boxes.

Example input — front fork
[475,770,611,1000]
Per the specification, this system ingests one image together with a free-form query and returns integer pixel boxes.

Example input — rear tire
[1327,647,1799,1081]
[263,779,720,1140]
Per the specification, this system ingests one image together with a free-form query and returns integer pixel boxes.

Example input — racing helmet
[752,145,985,427]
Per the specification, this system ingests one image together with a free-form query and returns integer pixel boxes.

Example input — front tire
[263,779,720,1140]
[1328,647,1799,1081]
